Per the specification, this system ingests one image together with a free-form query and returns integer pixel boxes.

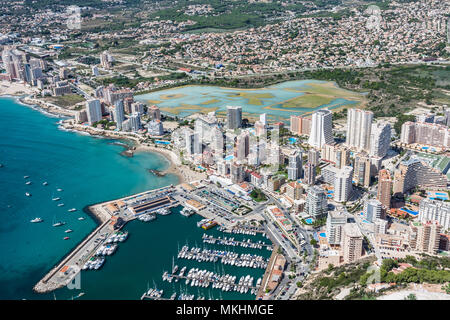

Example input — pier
[202,234,274,250]
[162,267,262,294]
[177,245,269,269]
[33,185,179,293]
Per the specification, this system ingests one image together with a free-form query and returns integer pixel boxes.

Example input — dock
[256,245,279,299]
[202,234,274,250]
[33,185,179,294]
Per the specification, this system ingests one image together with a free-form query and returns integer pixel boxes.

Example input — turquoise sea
[0,97,178,299]
[0,97,271,300]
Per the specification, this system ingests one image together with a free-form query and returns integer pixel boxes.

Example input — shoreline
[1,94,194,186]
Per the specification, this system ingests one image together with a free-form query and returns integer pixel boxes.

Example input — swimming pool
[400,208,419,216]
[288,137,297,144]
[319,232,326,237]
[305,218,313,224]
[155,140,170,145]
[224,155,234,161]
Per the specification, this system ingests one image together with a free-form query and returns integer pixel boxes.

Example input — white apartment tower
[287,151,303,181]
[334,166,353,203]
[370,121,391,158]
[308,109,334,149]
[346,108,373,152]
[326,211,347,246]
[86,99,102,125]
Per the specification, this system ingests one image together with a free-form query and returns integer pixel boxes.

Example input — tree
[405,293,417,300]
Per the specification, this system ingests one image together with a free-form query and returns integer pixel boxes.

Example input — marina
[161,267,262,295]
[202,234,274,251]
[176,245,269,269]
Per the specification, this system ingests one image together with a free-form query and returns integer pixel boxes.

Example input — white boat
[25,181,32,185]
[68,208,77,212]
[57,203,64,207]
[52,221,66,227]
[57,188,63,192]
[65,229,73,233]
[25,192,31,197]
[42,182,48,186]
[24,175,29,179]
[78,217,85,221]
[30,218,43,223]
[52,197,61,201]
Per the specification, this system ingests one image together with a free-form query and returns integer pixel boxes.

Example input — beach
[60,119,206,185]
[0,80,36,96]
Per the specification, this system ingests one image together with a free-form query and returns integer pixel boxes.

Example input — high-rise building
[305,186,328,219]
[370,121,391,158]
[131,102,145,115]
[290,115,311,136]
[326,211,347,246]
[285,181,303,201]
[308,149,320,166]
[377,169,392,209]
[418,199,450,231]
[393,158,447,196]
[374,218,388,234]
[100,51,113,69]
[321,144,350,169]
[364,199,383,222]
[308,109,333,149]
[148,105,161,120]
[346,109,373,152]
[185,130,194,155]
[226,106,242,130]
[260,113,267,126]
[86,99,102,125]
[236,131,250,162]
[129,113,141,132]
[334,166,353,203]
[353,154,371,188]
[230,163,244,184]
[409,221,442,254]
[75,110,87,124]
[342,223,363,263]
[112,100,125,130]
[254,120,266,137]
[304,162,316,186]
[287,151,303,181]
[147,119,164,136]
[400,121,450,149]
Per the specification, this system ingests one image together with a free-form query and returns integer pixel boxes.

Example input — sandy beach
[0,80,36,96]
[61,120,206,185]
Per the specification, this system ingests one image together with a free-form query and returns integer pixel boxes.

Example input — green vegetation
[359,256,450,286]
[92,119,115,130]
[250,188,267,202]
[43,94,85,108]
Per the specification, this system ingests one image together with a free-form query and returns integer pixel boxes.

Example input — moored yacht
[30,218,43,223]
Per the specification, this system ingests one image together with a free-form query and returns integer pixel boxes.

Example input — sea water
[0,98,271,300]
[0,97,178,299]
